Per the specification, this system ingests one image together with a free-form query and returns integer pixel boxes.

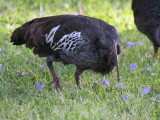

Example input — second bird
[132,0,160,58]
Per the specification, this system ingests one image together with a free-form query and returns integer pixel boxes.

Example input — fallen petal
[123,95,130,100]
[40,67,46,72]
[130,63,138,71]
[100,76,110,87]
[142,87,151,95]
[151,73,156,76]
[0,64,2,73]
[117,83,125,89]
[39,10,45,16]
[78,8,84,14]
[36,81,45,91]
[19,72,27,76]
[157,94,160,99]
[0,50,4,53]
[126,41,141,47]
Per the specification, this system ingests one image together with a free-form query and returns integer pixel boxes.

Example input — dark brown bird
[11,15,121,89]
[132,0,160,58]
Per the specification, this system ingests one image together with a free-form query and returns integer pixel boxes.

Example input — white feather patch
[52,31,83,51]
[45,25,60,47]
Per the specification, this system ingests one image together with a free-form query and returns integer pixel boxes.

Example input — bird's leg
[75,67,84,89]
[46,57,61,89]
[116,62,120,82]
[153,45,158,59]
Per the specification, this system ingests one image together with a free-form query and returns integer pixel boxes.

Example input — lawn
[0,0,160,119]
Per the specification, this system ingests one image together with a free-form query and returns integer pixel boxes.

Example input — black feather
[11,14,121,88]
[132,0,160,58]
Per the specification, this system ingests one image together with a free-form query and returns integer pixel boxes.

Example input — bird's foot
[47,80,61,90]
[77,84,82,89]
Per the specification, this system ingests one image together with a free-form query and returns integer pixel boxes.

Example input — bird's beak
[113,39,120,82]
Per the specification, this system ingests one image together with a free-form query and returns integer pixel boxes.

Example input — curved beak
[113,39,120,82]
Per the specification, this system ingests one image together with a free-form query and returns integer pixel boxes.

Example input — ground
[0,0,160,119]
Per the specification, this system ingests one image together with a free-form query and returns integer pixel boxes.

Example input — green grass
[0,0,160,119]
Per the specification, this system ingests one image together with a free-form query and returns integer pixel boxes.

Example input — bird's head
[98,25,121,81]
[99,25,121,55]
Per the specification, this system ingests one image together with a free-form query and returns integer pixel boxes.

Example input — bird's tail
[11,27,25,45]
[10,19,36,47]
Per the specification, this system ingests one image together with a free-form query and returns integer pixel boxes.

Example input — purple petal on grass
[130,63,138,71]
[40,67,46,72]
[126,41,141,47]
[151,73,156,76]
[117,83,125,89]
[123,96,130,100]
[39,10,45,16]
[0,50,4,53]
[36,81,44,91]
[6,24,13,30]
[0,64,2,73]
[100,76,110,87]
[78,8,85,14]
[19,72,27,76]
[142,87,151,95]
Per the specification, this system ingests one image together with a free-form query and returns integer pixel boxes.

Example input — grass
[0,0,160,119]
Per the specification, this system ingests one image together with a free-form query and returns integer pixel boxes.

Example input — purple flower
[151,73,156,76]
[36,81,44,91]
[157,94,160,99]
[39,10,45,16]
[117,83,125,89]
[0,50,4,53]
[40,67,46,72]
[0,64,2,73]
[123,95,130,100]
[142,87,151,95]
[19,72,27,76]
[130,63,138,71]
[78,8,84,14]
[100,76,110,87]
[126,41,141,47]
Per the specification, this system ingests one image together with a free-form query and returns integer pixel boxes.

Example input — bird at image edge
[132,0,160,58]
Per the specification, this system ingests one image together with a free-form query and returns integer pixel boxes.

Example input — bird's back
[11,15,106,54]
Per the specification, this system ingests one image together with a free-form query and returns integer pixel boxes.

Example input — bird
[132,0,160,58]
[11,14,121,89]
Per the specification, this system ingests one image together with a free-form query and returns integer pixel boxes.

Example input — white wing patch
[52,31,83,52]
[45,25,60,47]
